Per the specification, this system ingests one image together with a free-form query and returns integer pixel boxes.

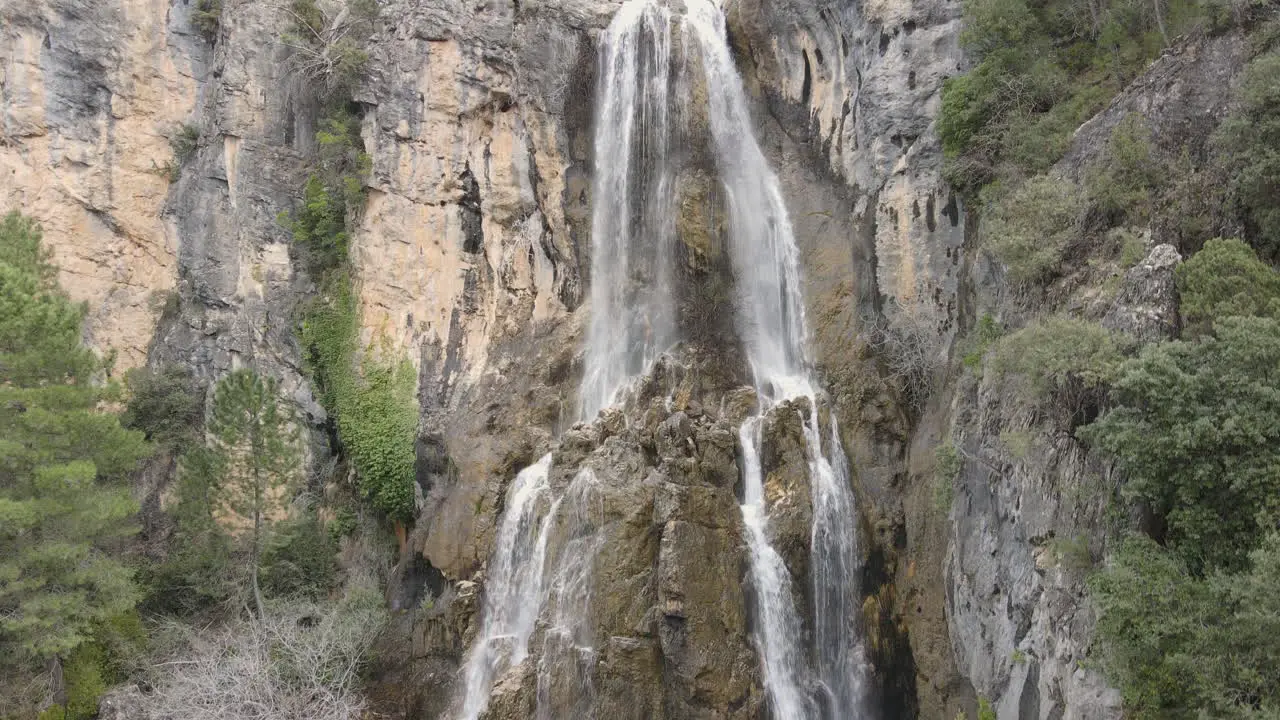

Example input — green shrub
[1152,150,1232,255]
[1090,533,1280,719]
[933,443,963,511]
[140,448,235,616]
[1083,315,1280,572]
[977,697,997,720]
[1087,114,1163,226]
[989,317,1125,413]
[301,278,417,521]
[1213,51,1280,259]
[962,313,1004,370]
[1109,227,1148,268]
[191,0,222,40]
[1050,534,1094,570]
[328,506,359,541]
[1175,237,1280,331]
[282,107,370,277]
[982,175,1085,285]
[122,365,204,451]
[171,124,200,166]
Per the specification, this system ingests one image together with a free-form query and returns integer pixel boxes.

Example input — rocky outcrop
[390,354,783,718]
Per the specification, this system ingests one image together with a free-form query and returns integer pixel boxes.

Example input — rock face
[0,0,202,369]
[4,0,1258,716]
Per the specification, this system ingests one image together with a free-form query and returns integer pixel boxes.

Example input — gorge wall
[1,0,1244,717]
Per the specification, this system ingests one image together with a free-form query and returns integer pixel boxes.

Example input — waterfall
[683,2,872,717]
[455,5,678,717]
[579,0,679,421]
[456,2,870,718]
[457,455,560,720]
[535,469,604,720]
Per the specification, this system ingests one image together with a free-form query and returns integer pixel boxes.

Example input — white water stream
[456,1,870,718]
[683,2,871,716]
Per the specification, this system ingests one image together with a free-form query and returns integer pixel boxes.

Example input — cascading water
[579,0,679,420]
[456,1,870,718]
[682,2,872,717]
[454,5,679,718]
[535,469,604,720]
[457,455,560,720]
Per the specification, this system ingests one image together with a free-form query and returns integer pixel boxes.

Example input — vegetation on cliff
[941,0,1280,713]
[0,211,388,719]
[278,0,418,524]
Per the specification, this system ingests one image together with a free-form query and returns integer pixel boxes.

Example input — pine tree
[206,369,300,617]
[0,212,149,712]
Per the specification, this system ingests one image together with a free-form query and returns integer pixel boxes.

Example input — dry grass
[136,579,386,720]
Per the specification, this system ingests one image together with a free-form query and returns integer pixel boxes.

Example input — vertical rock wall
[0,0,202,369]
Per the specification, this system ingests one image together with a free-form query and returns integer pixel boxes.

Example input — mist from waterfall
[455,1,870,718]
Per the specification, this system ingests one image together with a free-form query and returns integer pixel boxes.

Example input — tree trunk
[251,459,265,619]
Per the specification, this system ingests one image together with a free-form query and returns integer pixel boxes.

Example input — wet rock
[759,398,816,581]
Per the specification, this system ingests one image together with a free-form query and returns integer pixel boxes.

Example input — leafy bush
[1213,51,1280,259]
[982,175,1085,285]
[1090,534,1280,719]
[989,317,1125,416]
[1175,237,1280,331]
[1083,315,1280,572]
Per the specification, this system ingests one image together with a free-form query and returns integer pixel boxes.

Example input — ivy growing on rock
[276,0,416,524]
[300,278,417,521]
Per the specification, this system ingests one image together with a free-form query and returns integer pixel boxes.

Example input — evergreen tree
[206,369,300,617]
[0,212,148,711]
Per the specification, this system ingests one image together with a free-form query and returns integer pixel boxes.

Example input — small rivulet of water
[455,1,872,718]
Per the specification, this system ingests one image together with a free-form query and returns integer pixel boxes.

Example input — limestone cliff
[1,0,1257,717]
